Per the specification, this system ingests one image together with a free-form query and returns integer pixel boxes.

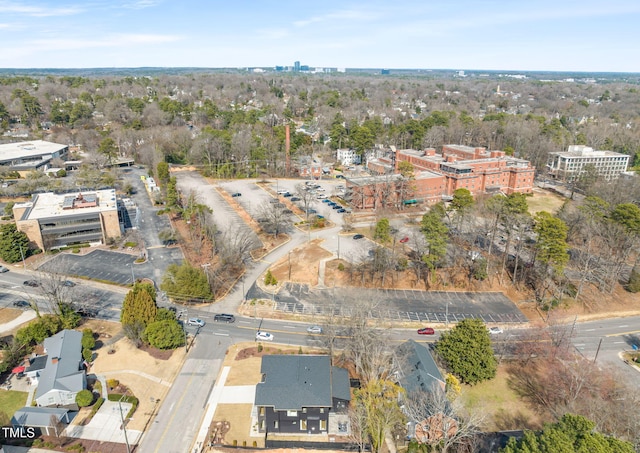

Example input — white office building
[547,145,630,182]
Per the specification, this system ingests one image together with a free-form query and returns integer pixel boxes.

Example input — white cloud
[294,8,381,28]
[0,1,83,17]
[28,33,182,51]
[121,0,163,9]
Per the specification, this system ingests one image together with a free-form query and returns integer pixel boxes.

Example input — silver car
[306,325,323,334]
[187,318,205,327]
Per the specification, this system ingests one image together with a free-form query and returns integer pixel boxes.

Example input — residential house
[254,355,351,435]
[34,329,86,408]
[396,340,445,395]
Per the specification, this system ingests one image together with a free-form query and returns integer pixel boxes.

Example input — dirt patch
[138,343,174,360]
[0,308,22,325]
[527,187,566,214]
[268,239,332,286]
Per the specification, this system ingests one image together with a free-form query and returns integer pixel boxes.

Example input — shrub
[76,389,94,407]
[257,344,263,353]
[81,329,95,350]
[337,262,345,271]
[82,348,93,362]
[106,379,119,390]
[264,269,277,286]
[143,320,185,349]
[72,248,80,253]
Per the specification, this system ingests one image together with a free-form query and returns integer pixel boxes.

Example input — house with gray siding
[255,355,350,435]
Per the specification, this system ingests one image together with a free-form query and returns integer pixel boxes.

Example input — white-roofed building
[0,140,69,176]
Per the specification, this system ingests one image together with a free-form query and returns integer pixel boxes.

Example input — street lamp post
[14,242,26,269]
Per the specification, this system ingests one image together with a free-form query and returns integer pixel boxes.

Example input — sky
[1,0,639,72]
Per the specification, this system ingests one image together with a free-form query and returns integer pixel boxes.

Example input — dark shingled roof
[255,355,350,410]
[397,340,445,394]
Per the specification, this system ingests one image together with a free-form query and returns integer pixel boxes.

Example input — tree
[75,389,94,408]
[161,262,212,302]
[501,414,634,453]
[533,211,569,274]
[97,137,119,163]
[156,161,170,184]
[81,329,95,350]
[448,188,474,231]
[0,223,30,264]
[120,282,158,333]
[420,210,449,284]
[264,269,278,286]
[352,379,406,453]
[373,218,391,244]
[144,320,185,349]
[435,318,497,385]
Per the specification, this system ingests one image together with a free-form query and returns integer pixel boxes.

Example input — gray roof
[12,407,69,427]
[397,340,445,394]
[26,354,48,373]
[35,329,84,400]
[255,355,350,410]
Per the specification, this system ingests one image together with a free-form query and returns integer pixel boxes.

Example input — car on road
[63,280,76,287]
[231,192,242,197]
[399,237,409,243]
[488,327,503,335]
[417,327,435,335]
[0,265,8,273]
[214,313,236,323]
[77,307,97,317]
[12,300,30,309]
[353,234,364,240]
[307,325,323,334]
[255,331,274,341]
[187,318,206,327]
[23,280,38,287]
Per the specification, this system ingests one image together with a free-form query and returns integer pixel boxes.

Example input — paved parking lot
[247,282,527,323]
[38,250,139,285]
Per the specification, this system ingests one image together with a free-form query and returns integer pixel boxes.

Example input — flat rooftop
[17,189,117,220]
[0,140,68,163]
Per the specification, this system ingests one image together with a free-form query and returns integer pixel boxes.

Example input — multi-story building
[546,145,630,182]
[0,140,69,176]
[346,144,535,210]
[336,149,361,166]
[13,189,122,250]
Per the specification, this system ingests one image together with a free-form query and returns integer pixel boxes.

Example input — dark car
[214,313,236,323]
[322,199,331,203]
[231,192,242,197]
[290,197,301,201]
[308,209,317,214]
[63,280,76,287]
[12,300,31,309]
[417,327,435,335]
[23,280,38,287]
[332,204,342,209]
[283,192,292,197]
[337,208,346,213]
[353,234,364,240]
[77,307,97,317]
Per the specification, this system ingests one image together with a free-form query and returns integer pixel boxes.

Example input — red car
[399,237,409,243]
[417,327,435,335]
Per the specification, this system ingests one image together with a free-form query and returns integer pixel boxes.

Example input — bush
[82,348,93,362]
[106,379,119,390]
[264,269,277,286]
[108,394,139,419]
[143,320,185,349]
[91,397,105,416]
[627,266,640,293]
[81,329,95,350]
[76,389,94,407]
[337,263,345,271]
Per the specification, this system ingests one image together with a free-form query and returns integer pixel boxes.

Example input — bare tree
[255,200,291,238]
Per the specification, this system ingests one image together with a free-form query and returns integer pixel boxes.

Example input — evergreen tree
[120,282,158,328]
[435,318,497,385]
[0,223,30,263]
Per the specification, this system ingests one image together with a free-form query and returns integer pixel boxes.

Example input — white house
[34,330,86,407]
[336,149,361,166]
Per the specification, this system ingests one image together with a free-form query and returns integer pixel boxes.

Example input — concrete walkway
[64,399,142,444]
[0,311,37,335]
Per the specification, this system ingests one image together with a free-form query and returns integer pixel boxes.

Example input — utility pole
[118,394,132,453]
[14,242,26,269]
[593,337,603,363]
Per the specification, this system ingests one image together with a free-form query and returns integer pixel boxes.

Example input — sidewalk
[0,311,37,335]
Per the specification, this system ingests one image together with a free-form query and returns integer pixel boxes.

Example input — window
[287,410,297,417]
[274,421,279,429]
[259,407,265,416]
[319,408,324,414]
[301,419,307,430]
[320,420,327,431]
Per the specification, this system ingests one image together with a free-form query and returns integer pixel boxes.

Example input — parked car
[214,313,236,323]
[337,208,346,213]
[307,209,317,214]
[231,192,242,197]
[399,237,409,243]
[255,331,274,341]
[322,199,331,203]
[283,192,292,197]
[353,234,364,240]
[417,327,435,335]
[63,280,76,287]
[488,327,503,335]
[187,318,206,327]
[332,204,342,209]
[0,265,8,273]
[306,325,323,334]
[290,197,301,201]
[12,300,30,309]
[23,280,38,287]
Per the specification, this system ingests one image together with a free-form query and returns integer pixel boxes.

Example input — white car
[255,331,274,341]
[488,326,503,335]
[306,325,323,334]
[187,318,205,327]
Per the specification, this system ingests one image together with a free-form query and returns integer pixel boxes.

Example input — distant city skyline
[1,1,639,72]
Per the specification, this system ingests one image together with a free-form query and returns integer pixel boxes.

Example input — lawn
[459,366,543,432]
[0,390,28,423]
[527,189,566,215]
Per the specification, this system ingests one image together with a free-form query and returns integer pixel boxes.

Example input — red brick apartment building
[346,145,535,210]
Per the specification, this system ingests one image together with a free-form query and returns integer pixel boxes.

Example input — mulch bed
[138,344,174,360]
